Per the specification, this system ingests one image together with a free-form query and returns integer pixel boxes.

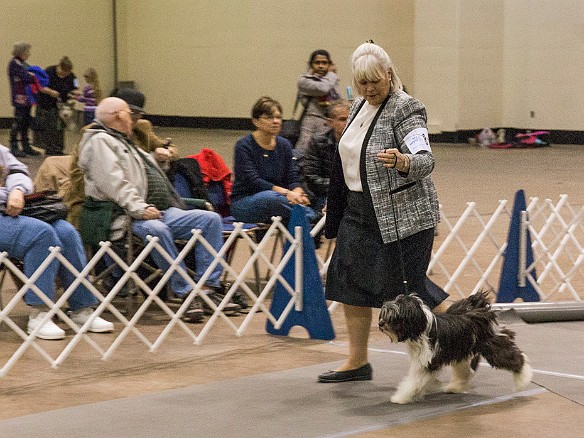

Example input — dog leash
[387,176,410,295]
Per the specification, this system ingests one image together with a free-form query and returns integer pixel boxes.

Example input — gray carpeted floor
[2,316,582,438]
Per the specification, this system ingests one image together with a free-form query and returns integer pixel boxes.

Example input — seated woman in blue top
[231,96,317,225]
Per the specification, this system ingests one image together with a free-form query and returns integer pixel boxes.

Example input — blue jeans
[231,191,317,225]
[131,207,224,296]
[312,194,327,215]
[0,216,97,311]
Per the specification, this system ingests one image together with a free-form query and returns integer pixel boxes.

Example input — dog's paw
[426,378,444,394]
[443,383,469,394]
[390,392,415,404]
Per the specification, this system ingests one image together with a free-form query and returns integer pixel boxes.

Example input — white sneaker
[28,312,66,340]
[71,308,114,333]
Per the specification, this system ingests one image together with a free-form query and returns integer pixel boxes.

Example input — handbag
[79,197,124,246]
[280,93,308,146]
[280,119,302,146]
[0,192,68,223]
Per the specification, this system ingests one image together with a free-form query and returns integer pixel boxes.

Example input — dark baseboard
[2,116,583,144]
[0,118,11,129]
[144,115,255,131]
[0,115,255,131]
[429,128,584,145]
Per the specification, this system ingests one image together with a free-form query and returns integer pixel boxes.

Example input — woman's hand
[6,188,25,217]
[286,188,311,206]
[377,148,410,173]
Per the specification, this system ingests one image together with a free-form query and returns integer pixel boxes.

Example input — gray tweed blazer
[325,91,440,244]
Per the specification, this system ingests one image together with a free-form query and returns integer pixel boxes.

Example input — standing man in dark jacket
[7,42,39,157]
[303,100,349,213]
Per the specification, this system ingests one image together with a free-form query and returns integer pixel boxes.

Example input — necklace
[254,133,276,157]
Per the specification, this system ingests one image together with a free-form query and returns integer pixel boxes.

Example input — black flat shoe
[317,363,372,383]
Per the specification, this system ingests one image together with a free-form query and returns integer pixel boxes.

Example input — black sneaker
[11,148,26,158]
[182,296,205,323]
[231,290,249,310]
[217,282,249,310]
[202,291,241,316]
[99,273,128,298]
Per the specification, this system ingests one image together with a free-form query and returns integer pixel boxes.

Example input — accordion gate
[1,196,583,376]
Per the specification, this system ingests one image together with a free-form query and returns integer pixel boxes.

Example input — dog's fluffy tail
[446,290,491,315]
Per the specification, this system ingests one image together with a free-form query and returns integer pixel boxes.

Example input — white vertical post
[519,211,527,287]
[294,225,303,312]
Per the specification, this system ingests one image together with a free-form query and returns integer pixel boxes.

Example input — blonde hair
[351,42,403,93]
[84,67,103,103]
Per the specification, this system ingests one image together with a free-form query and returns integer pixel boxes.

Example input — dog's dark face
[379,294,431,342]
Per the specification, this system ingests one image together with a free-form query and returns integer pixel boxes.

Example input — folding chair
[169,158,270,295]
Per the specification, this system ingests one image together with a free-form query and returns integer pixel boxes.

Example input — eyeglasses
[111,109,143,120]
[259,114,282,121]
[130,109,144,119]
[110,109,132,116]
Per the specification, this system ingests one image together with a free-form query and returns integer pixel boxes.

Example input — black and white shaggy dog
[378,291,533,404]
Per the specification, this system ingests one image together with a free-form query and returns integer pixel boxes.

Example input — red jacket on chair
[187,148,233,215]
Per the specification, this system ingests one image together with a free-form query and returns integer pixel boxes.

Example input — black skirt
[325,191,448,309]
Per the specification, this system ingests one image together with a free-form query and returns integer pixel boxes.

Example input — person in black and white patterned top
[317,42,450,384]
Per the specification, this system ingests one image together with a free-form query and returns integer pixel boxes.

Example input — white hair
[12,42,31,58]
[351,42,403,93]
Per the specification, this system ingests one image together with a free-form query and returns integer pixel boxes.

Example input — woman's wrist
[398,155,410,173]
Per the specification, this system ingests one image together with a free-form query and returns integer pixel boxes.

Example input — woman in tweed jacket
[318,42,449,383]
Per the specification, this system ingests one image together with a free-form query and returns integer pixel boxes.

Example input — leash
[386,160,414,296]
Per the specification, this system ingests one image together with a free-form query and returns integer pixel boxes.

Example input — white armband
[403,127,431,154]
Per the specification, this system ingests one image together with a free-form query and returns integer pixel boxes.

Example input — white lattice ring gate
[1,195,584,376]
[0,219,304,377]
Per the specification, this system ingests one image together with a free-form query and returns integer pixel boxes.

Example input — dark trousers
[35,107,65,155]
[10,105,32,151]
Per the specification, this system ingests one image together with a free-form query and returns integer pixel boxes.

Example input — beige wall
[503,0,584,130]
[413,0,584,132]
[414,0,504,132]
[117,0,415,118]
[0,0,115,117]
[2,0,584,134]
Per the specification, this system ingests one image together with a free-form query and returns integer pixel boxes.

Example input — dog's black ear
[394,297,429,341]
